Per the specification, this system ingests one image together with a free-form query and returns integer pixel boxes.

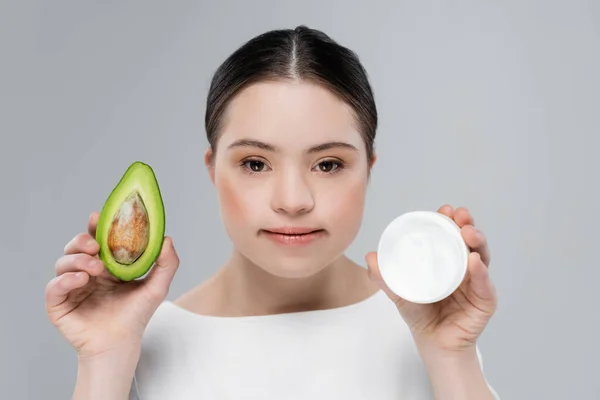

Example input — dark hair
[205,25,378,165]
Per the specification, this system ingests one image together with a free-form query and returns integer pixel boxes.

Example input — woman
[46,25,500,399]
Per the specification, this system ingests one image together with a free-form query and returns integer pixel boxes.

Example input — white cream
[377,211,469,304]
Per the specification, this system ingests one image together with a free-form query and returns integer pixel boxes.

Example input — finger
[465,252,497,314]
[453,206,474,228]
[141,237,180,300]
[364,251,405,307]
[461,225,491,266]
[45,271,90,309]
[61,233,120,282]
[84,212,123,282]
[64,232,99,256]
[88,211,100,238]
[55,253,106,277]
[437,204,454,219]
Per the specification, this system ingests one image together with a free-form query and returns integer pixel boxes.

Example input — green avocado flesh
[96,161,165,281]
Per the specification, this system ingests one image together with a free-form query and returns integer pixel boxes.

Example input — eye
[242,159,269,173]
[316,160,342,173]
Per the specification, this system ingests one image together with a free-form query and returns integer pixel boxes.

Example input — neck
[207,250,376,317]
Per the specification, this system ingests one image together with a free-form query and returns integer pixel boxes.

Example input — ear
[370,151,377,169]
[204,147,215,185]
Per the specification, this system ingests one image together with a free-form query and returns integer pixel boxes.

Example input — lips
[261,227,325,246]
[264,227,321,235]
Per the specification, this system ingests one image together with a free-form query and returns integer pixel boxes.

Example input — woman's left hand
[365,204,498,355]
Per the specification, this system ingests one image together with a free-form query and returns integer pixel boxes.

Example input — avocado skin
[96,161,166,281]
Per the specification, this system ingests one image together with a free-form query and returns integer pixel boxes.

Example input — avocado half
[96,161,166,281]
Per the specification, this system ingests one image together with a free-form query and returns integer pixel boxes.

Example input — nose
[270,168,315,215]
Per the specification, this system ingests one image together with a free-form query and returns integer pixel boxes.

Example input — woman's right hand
[45,211,180,361]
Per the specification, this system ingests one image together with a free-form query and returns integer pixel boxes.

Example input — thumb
[142,236,180,300]
[465,252,498,314]
[365,251,405,307]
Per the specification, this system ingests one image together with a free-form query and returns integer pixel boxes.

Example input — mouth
[264,227,322,235]
[260,227,325,246]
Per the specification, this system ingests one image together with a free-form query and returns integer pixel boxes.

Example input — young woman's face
[206,79,375,278]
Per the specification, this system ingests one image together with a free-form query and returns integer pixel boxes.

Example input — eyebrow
[227,139,359,153]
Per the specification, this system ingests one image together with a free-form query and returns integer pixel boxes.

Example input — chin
[262,260,328,279]
[245,246,343,279]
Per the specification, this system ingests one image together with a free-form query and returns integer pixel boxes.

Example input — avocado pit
[107,191,150,265]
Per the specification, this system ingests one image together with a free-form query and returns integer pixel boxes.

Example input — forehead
[218,79,364,150]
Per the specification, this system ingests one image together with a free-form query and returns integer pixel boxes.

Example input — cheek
[216,175,248,224]
[321,177,367,227]
[216,171,269,228]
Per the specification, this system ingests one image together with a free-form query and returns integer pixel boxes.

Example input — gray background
[2,0,598,399]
